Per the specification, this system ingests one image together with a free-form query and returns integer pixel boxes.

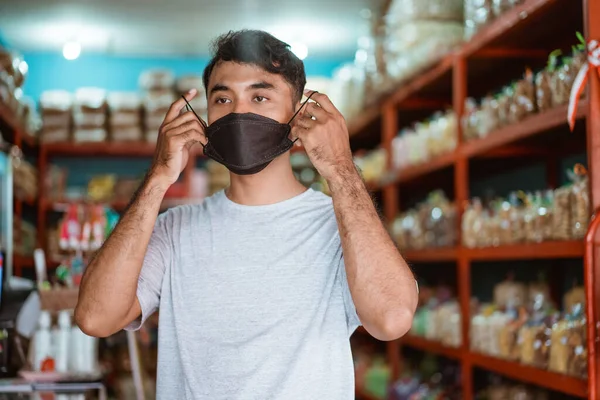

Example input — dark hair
[203,30,306,103]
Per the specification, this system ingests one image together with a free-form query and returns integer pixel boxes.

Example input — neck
[226,155,307,206]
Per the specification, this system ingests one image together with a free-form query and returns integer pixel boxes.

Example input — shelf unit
[353,0,599,398]
[0,93,38,277]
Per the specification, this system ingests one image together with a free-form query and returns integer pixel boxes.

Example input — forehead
[208,61,291,93]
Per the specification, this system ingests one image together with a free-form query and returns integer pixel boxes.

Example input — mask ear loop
[181,95,208,148]
[288,91,317,144]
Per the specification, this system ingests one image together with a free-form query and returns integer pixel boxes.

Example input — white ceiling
[0,0,383,58]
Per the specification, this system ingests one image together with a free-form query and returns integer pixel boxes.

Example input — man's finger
[304,102,329,122]
[303,90,338,114]
[292,114,316,131]
[173,127,206,147]
[161,111,203,133]
[162,89,198,126]
[166,120,205,137]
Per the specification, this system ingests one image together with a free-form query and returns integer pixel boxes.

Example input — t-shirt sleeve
[339,256,362,335]
[124,212,172,331]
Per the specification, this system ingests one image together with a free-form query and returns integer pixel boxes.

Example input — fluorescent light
[290,42,308,60]
[63,41,81,60]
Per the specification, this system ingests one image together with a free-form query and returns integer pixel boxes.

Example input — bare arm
[75,90,206,337]
[293,90,418,341]
[328,167,417,340]
[75,175,167,337]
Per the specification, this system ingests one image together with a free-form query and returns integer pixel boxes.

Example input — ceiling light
[63,41,81,60]
[290,42,308,60]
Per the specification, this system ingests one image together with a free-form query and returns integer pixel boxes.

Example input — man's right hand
[148,89,207,189]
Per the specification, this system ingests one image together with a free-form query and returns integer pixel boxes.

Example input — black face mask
[182,92,316,175]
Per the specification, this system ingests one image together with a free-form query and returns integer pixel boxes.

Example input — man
[75,30,417,399]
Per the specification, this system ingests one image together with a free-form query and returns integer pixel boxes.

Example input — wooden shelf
[469,352,588,398]
[459,0,569,57]
[400,242,583,262]
[403,247,458,263]
[387,151,456,187]
[466,240,584,261]
[42,142,156,157]
[0,101,36,147]
[400,338,588,397]
[401,335,463,360]
[461,101,588,158]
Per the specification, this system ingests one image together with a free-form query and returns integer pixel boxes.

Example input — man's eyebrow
[210,83,229,94]
[248,81,276,90]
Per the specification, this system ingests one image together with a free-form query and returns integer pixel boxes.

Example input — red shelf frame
[399,337,588,397]
[368,0,600,398]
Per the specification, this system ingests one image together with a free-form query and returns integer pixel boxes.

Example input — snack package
[496,86,513,127]
[108,92,141,128]
[553,185,572,240]
[462,98,480,141]
[40,90,72,142]
[72,87,107,129]
[494,274,527,309]
[139,69,175,91]
[478,96,500,137]
[570,165,590,239]
[464,0,494,39]
[509,69,536,123]
[498,308,528,360]
[462,198,484,248]
[535,69,554,112]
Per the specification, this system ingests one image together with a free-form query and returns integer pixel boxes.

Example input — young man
[75,30,417,399]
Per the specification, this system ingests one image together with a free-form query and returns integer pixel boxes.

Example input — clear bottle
[33,311,53,371]
[53,310,71,373]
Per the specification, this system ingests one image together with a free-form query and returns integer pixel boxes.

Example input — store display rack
[0,87,38,276]
[352,0,600,399]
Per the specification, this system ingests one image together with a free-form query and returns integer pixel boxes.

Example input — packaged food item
[477,96,500,137]
[552,185,572,240]
[509,192,526,244]
[72,87,107,129]
[570,165,590,239]
[496,86,513,127]
[566,316,587,378]
[509,69,535,123]
[462,98,480,141]
[535,50,559,114]
[497,199,513,245]
[464,0,494,39]
[563,285,585,314]
[108,92,141,128]
[387,0,464,23]
[494,274,527,309]
[462,198,483,248]
[498,308,527,360]
[139,69,175,91]
[40,90,73,143]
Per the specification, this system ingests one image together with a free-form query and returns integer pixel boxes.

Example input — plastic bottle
[53,310,71,372]
[33,311,53,371]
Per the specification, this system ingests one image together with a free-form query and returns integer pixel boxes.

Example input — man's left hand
[291,90,356,183]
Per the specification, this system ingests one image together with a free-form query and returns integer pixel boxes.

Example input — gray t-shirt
[126,188,361,400]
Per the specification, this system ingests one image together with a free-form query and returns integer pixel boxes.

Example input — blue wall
[21,51,349,101]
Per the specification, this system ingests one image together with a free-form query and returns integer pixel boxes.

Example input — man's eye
[216,98,230,104]
[254,96,267,103]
